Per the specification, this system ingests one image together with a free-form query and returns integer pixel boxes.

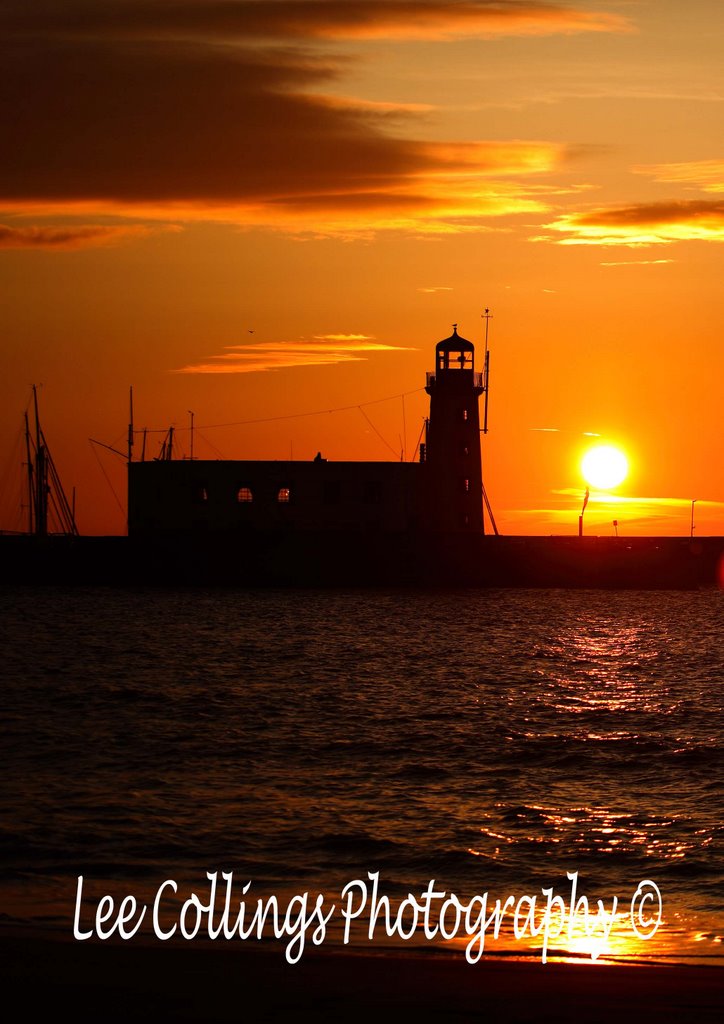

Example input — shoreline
[5,930,723,1022]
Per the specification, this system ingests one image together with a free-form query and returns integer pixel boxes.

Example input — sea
[2,586,722,966]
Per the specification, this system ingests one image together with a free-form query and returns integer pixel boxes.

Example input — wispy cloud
[508,493,724,530]
[634,160,724,194]
[311,333,375,342]
[174,338,415,375]
[539,200,724,246]
[554,489,724,512]
[418,286,453,293]
[0,222,164,250]
[529,428,602,435]
[600,258,674,266]
[0,2,632,43]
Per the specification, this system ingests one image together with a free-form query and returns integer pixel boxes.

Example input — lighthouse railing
[426,371,483,388]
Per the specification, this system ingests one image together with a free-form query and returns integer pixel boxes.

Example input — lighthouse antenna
[481,308,492,434]
[482,307,492,362]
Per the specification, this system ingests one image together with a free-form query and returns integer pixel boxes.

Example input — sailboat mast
[32,385,48,536]
[24,411,35,534]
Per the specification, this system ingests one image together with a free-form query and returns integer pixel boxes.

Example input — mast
[24,411,35,534]
[158,426,175,461]
[32,385,48,536]
[25,385,79,536]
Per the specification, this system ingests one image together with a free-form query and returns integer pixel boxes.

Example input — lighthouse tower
[424,325,484,532]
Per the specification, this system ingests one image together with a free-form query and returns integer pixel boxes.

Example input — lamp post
[690,499,697,538]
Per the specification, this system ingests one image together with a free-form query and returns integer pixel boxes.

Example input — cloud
[554,489,724,511]
[312,333,376,341]
[0,222,162,250]
[529,428,602,435]
[0,4,575,236]
[0,2,632,43]
[509,494,724,529]
[634,160,724,194]
[540,200,724,246]
[599,259,674,266]
[174,338,414,374]
[418,286,453,293]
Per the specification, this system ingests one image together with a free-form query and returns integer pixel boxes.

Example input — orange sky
[1,1,722,537]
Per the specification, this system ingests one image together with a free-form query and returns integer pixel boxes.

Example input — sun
[581,445,628,490]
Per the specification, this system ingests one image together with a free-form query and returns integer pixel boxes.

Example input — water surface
[2,587,721,963]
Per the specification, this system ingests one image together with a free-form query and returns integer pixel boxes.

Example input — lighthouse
[424,325,484,532]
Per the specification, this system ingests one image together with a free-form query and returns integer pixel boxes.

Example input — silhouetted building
[7,328,723,589]
[128,330,486,537]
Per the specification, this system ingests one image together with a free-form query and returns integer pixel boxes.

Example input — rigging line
[42,429,77,533]
[131,387,426,434]
[195,429,225,460]
[482,483,499,537]
[401,394,407,463]
[410,419,426,462]
[89,437,126,460]
[357,406,399,458]
[89,440,126,523]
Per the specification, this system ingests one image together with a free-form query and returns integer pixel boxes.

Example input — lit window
[277,487,290,503]
[462,408,468,421]
[237,487,253,503]
[463,479,470,492]
[194,485,208,503]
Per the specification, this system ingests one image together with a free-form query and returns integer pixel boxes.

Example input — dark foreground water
[2,587,722,965]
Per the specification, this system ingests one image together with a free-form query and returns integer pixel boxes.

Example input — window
[277,487,291,503]
[462,408,468,422]
[463,478,470,492]
[237,486,253,503]
[193,485,208,503]
[461,444,469,456]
